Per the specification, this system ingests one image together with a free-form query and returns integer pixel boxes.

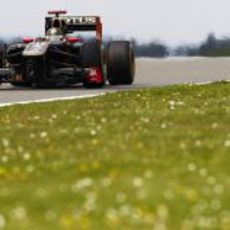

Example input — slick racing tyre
[106,41,135,85]
[0,44,7,68]
[81,39,102,68]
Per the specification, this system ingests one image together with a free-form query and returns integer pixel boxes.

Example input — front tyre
[81,40,105,88]
[81,39,102,68]
[106,41,135,85]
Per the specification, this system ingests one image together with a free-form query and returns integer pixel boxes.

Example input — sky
[1,0,230,46]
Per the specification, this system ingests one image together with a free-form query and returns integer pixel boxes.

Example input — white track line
[0,93,105,108]
[192,80,230,86]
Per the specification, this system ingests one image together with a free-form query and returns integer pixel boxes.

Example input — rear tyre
[106,41,135,85]
[81,39,102,68]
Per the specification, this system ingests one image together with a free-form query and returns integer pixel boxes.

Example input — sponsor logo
[54,16,97,25]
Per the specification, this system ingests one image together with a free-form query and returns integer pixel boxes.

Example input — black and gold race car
[0,10,135,88]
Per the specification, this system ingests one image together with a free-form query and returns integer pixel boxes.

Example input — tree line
[132,33,230,57]
[107,34,230,57]
[131,39,169,57]
[174,33,230,57]
[1,33,230,57]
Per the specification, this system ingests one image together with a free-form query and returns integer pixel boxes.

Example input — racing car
[0,10,135,88]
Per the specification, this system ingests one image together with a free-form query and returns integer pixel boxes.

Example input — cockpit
[46,27,64,42]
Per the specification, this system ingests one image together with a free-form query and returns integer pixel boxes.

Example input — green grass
[0,82,229,230]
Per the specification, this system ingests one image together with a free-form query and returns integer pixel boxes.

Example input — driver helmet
[47,27,63,36]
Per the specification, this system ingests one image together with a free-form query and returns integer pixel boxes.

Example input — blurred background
[1,0,230,57]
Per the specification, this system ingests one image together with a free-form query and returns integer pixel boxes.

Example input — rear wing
[45,16,102,40]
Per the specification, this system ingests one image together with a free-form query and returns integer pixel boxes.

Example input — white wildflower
[2,138,10,148]
[157,204,169,218]
[30,133,36,139]
[11,207,27,220]
[1,156,8,163]
[101,117,107,123]
[40,132,48,138]
[144,170,153,179]
[33,116,40,120]
[179,142,187,149]
[23,153,31,161]
[211,123,218,129]
[164,190,175,200]
[195,140,202,147]
[116,192,126,203]
[84,192,97,212]
[133,177,143,187]
[35,188,47,198]
[136,189,147,200]
[177,101,185,106]
[199,168,208,178]
[26,165,35,173]
[17,146,23,153]
[51,114,57,119]
[45,210,57,222]
[187,163,197,172]
[101,177,112,187]
[210,199,221,210]
[213,184,224,195]
[224,140,230,147]
[0,214,6,229]
[106,208,119,221]
[90,130,97,136]
[72,178,93,192]
[119,205,132,217]
[168,100,176,106]
[207,176,216,185]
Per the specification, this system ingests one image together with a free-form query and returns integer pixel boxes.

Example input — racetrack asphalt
[1,57,230,105]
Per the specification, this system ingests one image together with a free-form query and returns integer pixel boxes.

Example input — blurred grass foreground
[0,82,229,229]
